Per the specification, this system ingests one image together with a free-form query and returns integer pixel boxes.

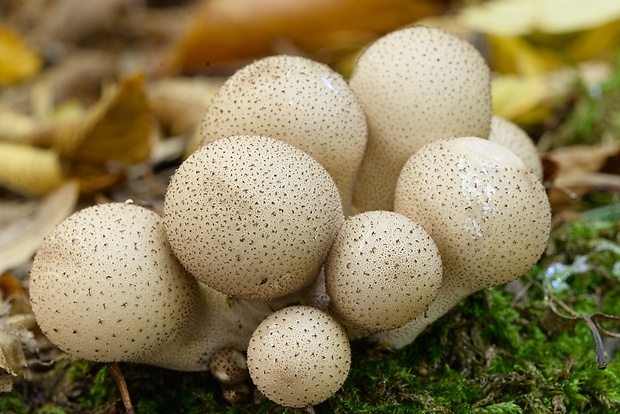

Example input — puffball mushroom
[200,55,367,214]
[29,202,279,371]
[29,202,200,364]
[247,305,351,408]
[373,137,551,348]
[163,135,344,301]
[488,115,543,180]
[324,210,442,333]
[349,25,492,212]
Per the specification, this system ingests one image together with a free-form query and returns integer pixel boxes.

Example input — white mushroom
[488,115,543,180]
[163,135,344,301]
[324,210,442,333]
[349,25,492,212]
[29,202,200,364]
[247,305,351,408]
[29,202,278,371]
[373,137,551,348]
[200,55,367,214]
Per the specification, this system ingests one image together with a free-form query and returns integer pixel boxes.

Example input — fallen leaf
[0,142,67,196]
[0,182,79,274]
[164,0,449,75]
[50,73,152,165]
[0,24,42,85]
[459,0,620,36]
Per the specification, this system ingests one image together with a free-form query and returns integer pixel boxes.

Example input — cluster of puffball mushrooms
[28,26,552,409]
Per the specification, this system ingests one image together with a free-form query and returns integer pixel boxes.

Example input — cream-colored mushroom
[29,202,200,364]
[324,210,442,333]
[488,115,543,180]
[349,25,492,212]
[163,135,344,301]
[200,55,367,214]
[373,137,551,348]
[29,202,277,371]
[247,305,351,408]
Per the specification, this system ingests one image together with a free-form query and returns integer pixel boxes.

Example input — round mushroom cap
[247,305,351,408]
[488,115,543,180]
[349,25,492,212]
[29,203,199,363]
[394,137,551,296]
[201,55,367,213]
[163,135,344,301]
[324,210,442,332]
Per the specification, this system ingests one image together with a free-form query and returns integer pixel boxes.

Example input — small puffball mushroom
[324,210,442,332]
[349,25,492,212]
[163,135,344,301]
[29,203,200,363]
[373,137,551,348]
[247,305,351,408]
[209,347,250,385]
[488,115,543,180]
[201,55,367,214]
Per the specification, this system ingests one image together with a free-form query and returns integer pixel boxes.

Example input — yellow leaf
[488,35,561,75]
[491,75,551,124]
[459,0,620,36]
[0,24,42,86]
[52,73,152,165]
[0,142,66,196]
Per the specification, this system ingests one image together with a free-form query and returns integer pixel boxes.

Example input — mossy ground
[3,219,620,414]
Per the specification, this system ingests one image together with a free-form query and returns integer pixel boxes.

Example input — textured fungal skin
[209,347,249,385]
[324,211,442,332]
[247,306,351,408]
[201,55,367,213]
[163,135,344,301]
[349,26,492,212]
[29,203,199,363]
[488,115,543,180]
[374,137,551,348]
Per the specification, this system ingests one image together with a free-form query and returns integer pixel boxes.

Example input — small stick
[107,363,135,414]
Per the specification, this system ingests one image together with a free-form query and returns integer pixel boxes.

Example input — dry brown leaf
[50,73,151,165]
[0,142,67,196]
[0,182,79,274]
[545,145,620,213]
[164,0,449,75]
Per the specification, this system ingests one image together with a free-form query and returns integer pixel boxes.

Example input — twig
[107,363,135,414]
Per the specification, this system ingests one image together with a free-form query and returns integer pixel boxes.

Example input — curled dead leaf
[0,182,78,274]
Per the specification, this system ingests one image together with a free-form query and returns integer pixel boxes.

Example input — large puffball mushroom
[163,135,344,301]
[349,25,492,212]
[324,210,442,333]
[200,55,367,214]
[247,305,351,408]
[373,137,551,348]
[29,202,200,364]
[488,115,543,180]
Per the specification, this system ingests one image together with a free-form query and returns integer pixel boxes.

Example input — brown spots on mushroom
[488,115,543,180]
[201,55,367,214]
[373,137,551,348]
[29,203,201,363]
[246,306,351,408]
[349,25,492,212]
[163,135,344,301]
[324,211,442,332]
